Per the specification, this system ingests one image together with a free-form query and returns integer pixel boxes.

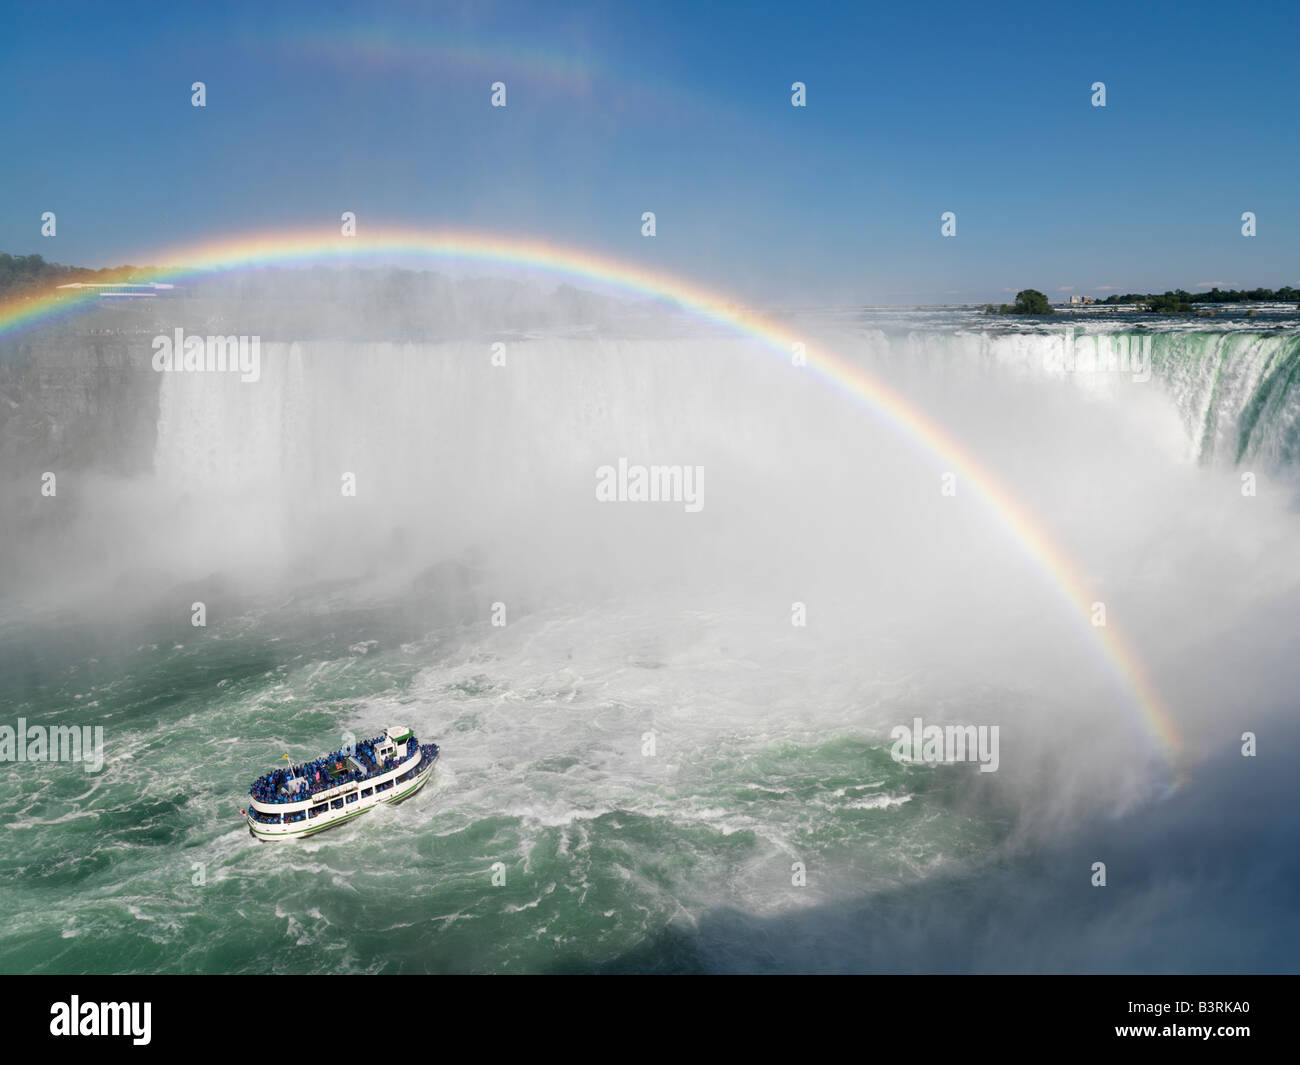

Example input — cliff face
[0,306,167,599]
[0,270,658,491]
[0,310,164,481]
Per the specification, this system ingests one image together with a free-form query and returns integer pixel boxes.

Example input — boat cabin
[374,726,412,763]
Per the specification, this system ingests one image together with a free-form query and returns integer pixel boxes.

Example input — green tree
[1003,289,1053,315]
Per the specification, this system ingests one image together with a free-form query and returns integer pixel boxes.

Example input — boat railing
[249,741,425,809]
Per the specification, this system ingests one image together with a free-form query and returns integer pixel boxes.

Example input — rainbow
[0,226,1183,762]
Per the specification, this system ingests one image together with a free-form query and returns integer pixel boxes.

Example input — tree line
[988,285,1300,315]
[1099,286,1300,308]
[0,253,150,298]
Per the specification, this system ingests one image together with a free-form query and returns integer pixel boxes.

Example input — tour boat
[244,727,438,840]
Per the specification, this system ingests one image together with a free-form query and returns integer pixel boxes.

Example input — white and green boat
[244,727,439,841]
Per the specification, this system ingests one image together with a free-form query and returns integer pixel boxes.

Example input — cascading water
[4,305,1300,973]
[840,324,1300,471]
[1145,331,1300,467]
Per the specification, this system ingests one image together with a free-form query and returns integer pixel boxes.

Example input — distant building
[1067,294,1096,305]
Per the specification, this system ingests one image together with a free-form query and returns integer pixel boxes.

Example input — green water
[0,590,1010,974]
[10,315,1292,972]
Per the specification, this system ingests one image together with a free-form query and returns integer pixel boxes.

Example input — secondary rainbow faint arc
[0,226,1183,760]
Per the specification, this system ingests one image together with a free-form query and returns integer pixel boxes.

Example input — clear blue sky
[2,0,1296,304]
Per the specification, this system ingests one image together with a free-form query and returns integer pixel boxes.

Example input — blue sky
[1,0,1297,304]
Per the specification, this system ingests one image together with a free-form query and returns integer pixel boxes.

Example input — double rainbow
[0,226,1183,762]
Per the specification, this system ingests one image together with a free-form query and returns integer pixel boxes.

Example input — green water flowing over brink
[1,306,1298,972]
[1143,331,1300,466]
[870,324,1300,469]
[1050,328,1300,466]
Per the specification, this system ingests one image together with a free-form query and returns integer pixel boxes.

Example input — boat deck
[248,733,436,812]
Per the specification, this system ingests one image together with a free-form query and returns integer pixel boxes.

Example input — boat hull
[247,751,437,841]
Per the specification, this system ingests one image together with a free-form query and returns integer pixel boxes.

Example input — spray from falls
[5,296,1300,971]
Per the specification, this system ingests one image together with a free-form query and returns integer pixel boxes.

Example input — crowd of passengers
[249,735,427,804]
[247,742,441,823]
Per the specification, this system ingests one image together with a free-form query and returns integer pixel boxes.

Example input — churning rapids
[1,295,1298,973]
